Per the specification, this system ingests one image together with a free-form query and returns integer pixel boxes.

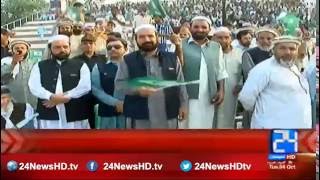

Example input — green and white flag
[148,0,167,18]
[128,77,199,90]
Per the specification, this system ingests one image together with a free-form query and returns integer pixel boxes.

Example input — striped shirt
[154,23,172,44]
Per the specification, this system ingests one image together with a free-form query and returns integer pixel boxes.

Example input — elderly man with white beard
[238,36,312,129]
[240,27,278,128]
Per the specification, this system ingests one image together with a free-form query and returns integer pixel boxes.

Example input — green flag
[279,13,300,36]
[128,77,199,90]
[148,0,167,18]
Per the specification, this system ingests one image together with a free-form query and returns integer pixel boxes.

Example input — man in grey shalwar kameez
[115,24,188,129]
[1,40,37,108]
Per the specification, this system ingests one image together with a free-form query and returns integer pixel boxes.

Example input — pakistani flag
[148,0,167,18]
[128,77,199,90]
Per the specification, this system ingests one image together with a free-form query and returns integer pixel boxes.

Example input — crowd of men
[1,0,318,130]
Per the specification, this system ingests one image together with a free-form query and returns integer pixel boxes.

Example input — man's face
[84,27,95,34]
[81,41,96,54]
[239,33,252,48]
[73,25,83,35]
[303,32,311,41]
[95,22,105,32]
[106,23,115,33]
[12,44,28,57]
[190,20,210,41]
[1,94,11,109]
[1,34,9,45]
[274,42,298,62]
[215,32,232,51]
[136,29,158,52]
[257,32,275,51]
[59,25,73,36]
[179,27,191,39]
[154,16,162,24]
[106,40,126,60]
[51,40,71,60]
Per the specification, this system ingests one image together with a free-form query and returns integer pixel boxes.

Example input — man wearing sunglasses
[91,37,128,129]
[114,24,188,129]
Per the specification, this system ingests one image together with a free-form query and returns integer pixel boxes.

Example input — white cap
[273,36,301,46]
[191,16,212,26]
[135,24,156,34]
[255,27,279,37]
[48,35,70,44]
[95,18,105,23]
[214,27,231,35]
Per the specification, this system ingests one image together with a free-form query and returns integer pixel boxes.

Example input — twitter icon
[180,160,192,172]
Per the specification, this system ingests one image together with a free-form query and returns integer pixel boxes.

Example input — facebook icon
[271,130,298,154]
[86,160,98,172]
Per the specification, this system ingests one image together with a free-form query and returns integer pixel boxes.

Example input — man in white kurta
[28,35,91,129]
[214,27,243,128]
[184,17,228,129]
[238,36,312,129]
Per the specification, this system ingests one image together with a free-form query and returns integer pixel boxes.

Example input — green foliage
[1,0,49,25]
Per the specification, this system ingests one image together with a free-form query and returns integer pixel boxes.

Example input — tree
[1,0,49,25]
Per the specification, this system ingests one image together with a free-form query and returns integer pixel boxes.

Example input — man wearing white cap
[242,27,278,81]
[1,40,37,108]
[213,27,243,128]
[115,24,188,129]
[239,36,312,129]
[28,35,91,129]
[182,16,228,129]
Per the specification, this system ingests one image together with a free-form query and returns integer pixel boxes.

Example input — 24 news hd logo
[268,130,298,161]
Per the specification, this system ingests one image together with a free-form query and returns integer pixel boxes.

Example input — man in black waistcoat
[91,37,128,129]
[28,35,91,129]
[242,27,279,81]
[114,24,188,129]
[1,86,36,129]
[241,27,278,128]
[72,33,106,129]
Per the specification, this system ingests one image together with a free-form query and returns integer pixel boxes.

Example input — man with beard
[182,16,228,129]
[239,36,312,129]
[69,21,84,58]
[114,24,188,129]
[233,28,254,51]
[43,21,74,59]
[1,40,37,107]
[57,21,73,37]
[213,27,243,128]
[242,27,278,81]
[240,27,278,128]
[28,35,91,129]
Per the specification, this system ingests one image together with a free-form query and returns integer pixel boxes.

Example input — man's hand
[11,53,24,66]
[178,106,188,121]
[50,94,71,104]
[137,87,157,97]
[232,85,242,96]
[42,100,56,108]
[115,101,124,113]
[170,33,182,46]
[211,91,224,106]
